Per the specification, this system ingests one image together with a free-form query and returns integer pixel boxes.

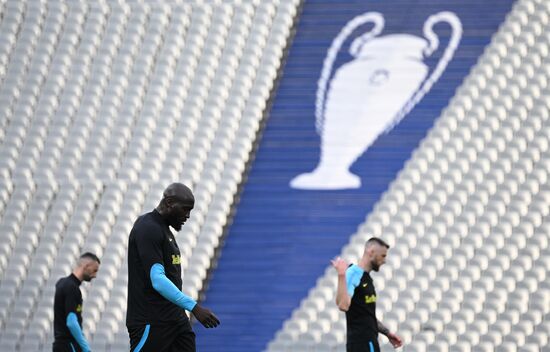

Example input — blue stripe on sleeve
[66,312,90,352]
[150,263,197,311]
[345,264,363,297]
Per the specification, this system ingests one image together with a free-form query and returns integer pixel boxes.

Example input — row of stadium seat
[0,0,300,351]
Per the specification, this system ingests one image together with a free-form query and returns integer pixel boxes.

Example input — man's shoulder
[56,276,79,292]
[346,264,364,273]
[56,275,72,285]
[134,211,155,224]
[130,211,165,240]
[132,211,163,230]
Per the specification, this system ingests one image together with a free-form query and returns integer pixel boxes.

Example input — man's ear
[164,197,174,209]
[366,246,374,257]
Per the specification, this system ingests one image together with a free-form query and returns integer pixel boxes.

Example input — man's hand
[331,256,349,276]
[387,332,403,348]
[191,305,220,328]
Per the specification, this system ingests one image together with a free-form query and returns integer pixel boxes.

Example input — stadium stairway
[196,1,513,352]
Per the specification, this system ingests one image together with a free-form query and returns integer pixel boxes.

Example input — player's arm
[135,226,197,310]
[136,227,220,327]
[66,313,91,352]
[377,319,403,348]
[149,263,220,328]
[332,258,362,312]
[64,289,91,352]
[149,263,196,311]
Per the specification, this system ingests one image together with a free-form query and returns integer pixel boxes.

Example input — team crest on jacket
[172,254,181,265]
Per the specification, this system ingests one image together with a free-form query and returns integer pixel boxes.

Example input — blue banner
[196,1,514,351]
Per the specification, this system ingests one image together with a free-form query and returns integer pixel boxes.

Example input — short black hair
[366,237,390,249]
[80,252,101,264]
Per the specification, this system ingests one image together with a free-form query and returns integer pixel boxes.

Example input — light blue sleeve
[345,264,363,297]
[66,312,91,352]
[150,263,197,311]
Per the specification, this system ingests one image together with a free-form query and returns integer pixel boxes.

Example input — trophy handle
[315,12,384,135]
[383,11,463,133]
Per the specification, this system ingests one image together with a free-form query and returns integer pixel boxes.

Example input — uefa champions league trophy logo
[290,12,462,190]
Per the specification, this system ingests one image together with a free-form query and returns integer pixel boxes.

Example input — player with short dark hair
[126,182,220,352]
[332,237,402,352]
[53,252,100,352]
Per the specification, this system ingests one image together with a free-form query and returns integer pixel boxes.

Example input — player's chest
[163,232,182,266]
[357,276,376,304]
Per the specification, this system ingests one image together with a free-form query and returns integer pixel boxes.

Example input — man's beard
[371,260,380,272]
[167,213,183,231]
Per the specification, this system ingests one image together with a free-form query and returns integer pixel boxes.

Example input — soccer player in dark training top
[332,237,403,352]
[126,182,220,352]
[53,252,100,352]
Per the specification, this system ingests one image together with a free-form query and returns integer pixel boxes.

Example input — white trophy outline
[291,11,462,190]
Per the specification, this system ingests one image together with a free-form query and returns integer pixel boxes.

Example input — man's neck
[358,257,371,273]
[155,206,172,222]
[72,270,83,282]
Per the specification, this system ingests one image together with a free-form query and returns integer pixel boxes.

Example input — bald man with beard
[126,183,219,352]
